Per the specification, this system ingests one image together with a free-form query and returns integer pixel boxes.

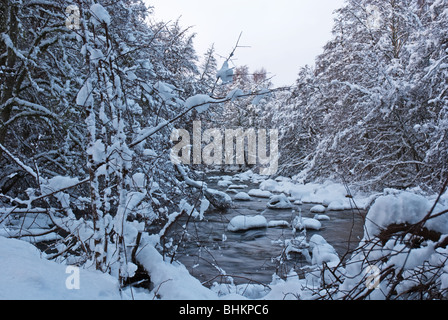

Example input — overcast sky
[144,0,345,86]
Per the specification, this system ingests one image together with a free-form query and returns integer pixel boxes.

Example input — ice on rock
[227,215,268,232]
[267,194,293,209]
[204,188,233,210]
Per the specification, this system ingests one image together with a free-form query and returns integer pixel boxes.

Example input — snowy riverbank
[1,170,447,300]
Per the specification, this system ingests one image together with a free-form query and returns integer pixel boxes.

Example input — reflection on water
[165,174,366,287]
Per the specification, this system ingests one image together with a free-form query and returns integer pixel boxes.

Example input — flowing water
[166,173,366,287]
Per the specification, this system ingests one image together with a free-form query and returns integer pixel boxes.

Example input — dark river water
[165,173,366,287]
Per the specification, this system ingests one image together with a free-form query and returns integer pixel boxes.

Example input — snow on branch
[0,143,39,180]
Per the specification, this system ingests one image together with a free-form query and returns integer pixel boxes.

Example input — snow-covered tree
[274,0,448,191]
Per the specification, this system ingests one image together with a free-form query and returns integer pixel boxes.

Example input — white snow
[90,3,111,26]
[248,189,272,198]
[217,180,233,187]
[136,237,218,300]
[234,192,251,201]
[0,236,121,300]
[293,216,322,231]
[309,234,340,266]
[259,179,279,192]
[227,215,268,232]
[184,94,216,114]
[267,194,293,209]
[76,81,93,106]
[267,220,290,228]
[310,205,326,213]
[40,175,81,196]
[252,89,270,106]
[364,191,448,238]
[327,200,349,211]
[314,214,331,221]
[217,61,234,84]
[226,88,245,101]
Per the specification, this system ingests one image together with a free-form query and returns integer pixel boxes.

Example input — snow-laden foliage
[272,0,448,192]
[0,0,237,288]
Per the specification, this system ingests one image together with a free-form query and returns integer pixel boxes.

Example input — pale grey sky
[144,0,345,86]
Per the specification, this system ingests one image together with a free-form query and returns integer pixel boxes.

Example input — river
[165,172,366,287]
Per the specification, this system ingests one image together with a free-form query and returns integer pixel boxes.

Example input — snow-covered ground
[1,170,447,300]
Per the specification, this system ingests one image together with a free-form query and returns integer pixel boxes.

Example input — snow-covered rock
[234,192,251,201]
[227,215,268,232]
[293,216,322,231]
[204,188,233,210]
[228,184,248,190]
[310,205,326,213]
[314,214,331,221]
[327,200,348,211]
[248,189,272,199]
[309,234,340,266]
[259,179,279,192]
[217,180,233,188]
[268,220,290,228]
[267,194,293,209]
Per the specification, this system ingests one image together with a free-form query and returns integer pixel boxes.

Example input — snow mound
[314,214,331,221]
[248,189,272,199]
[268,220,290,228]
[327,200,350,211]
[293,216,322,231]
[365,191,448,238]
[259,179,279,192]
[310,205,326,213]
[0,236,121,300]
[228,184,248,190]
[309,234,340,266]
[234,192,251,201]
[217,180,233,188]
[227,215,268,232]
[267,194,293,209]
[136,237,218,300]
